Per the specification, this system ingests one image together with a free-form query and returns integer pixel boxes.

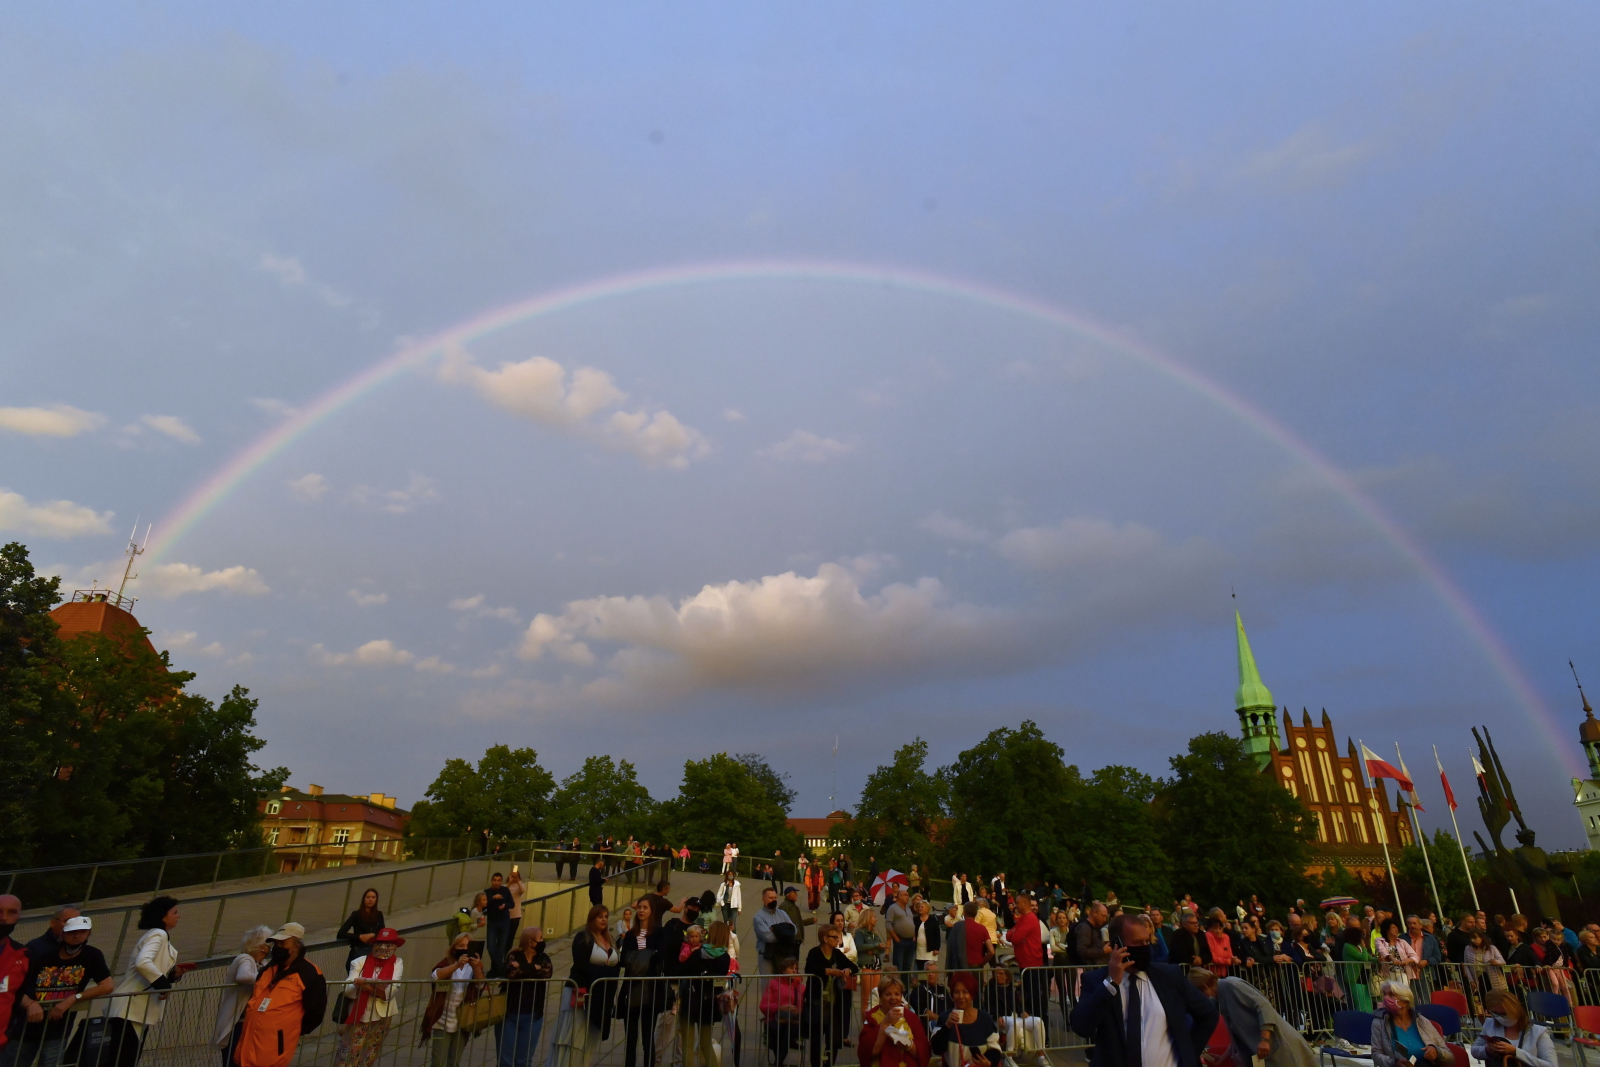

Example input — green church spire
[1234,610,1279,768]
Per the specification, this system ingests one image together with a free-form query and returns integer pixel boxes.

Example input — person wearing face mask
[333,928,405,1067]
[1471,991,1556,1067]
[235,923,328,1067]
[1370,983,1453,1067]
[215,926,274,1067]
[1187,970,1316,1067]
[11,915,114,1067]
[0,895,27,1060]
[497,927,552,1067]
[1069,912,1217,1067]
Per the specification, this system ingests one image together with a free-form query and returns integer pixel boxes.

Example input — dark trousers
[891,939,918,976]
[1020,966,1050,1041]
[486,920,513,974]
[766,1019,800,1067]
[623,1010,658,1067]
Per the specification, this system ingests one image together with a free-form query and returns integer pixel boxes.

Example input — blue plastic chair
[1417,1003,1461,1038]
[1528,990,1580,1063]
[1319,1011,1378,1067]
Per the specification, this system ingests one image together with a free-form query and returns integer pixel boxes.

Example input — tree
[1398,828,1484,918]
[550,755,655,839]
[0,543,285,868]
[832,739,948,875]
[1061,765,1172,905]
[736,753,797,811]
[409,745,556,844]
[940,721,1075,883]
[654,752,804,857]
[1159,731,1315,909]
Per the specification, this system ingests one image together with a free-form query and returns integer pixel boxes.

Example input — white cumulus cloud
[349,590,389,607]
[997,517,1165,571]
[352,473,438,514]
[758,430,853,463]
[439,345,709,470]
[288,473,330,501]
[141,562,271,597]
[0,405,105,437]
[141,414,201,444]
[310,639,454,673]
[519,560,1013,693]
[0,491,114,537]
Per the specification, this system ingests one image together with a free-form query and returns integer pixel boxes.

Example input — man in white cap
[11,915,113,1067]
[234,922,327,1067]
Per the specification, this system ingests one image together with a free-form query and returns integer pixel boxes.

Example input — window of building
[1312,811,1327,842]
[1331,810,1348,843]
[1368,799,1388,843]
[333,828,351,845]
[266,801,281,815]
[1352,810,1369,843]
[268,829,280,845]
[1297,752,1321,802]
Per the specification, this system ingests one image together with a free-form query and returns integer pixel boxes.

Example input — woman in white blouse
[830,910,859,964]
[110,895,192,1036]
[213,925,273,1067]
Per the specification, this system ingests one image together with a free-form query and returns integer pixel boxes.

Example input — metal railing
[9,851,670,983]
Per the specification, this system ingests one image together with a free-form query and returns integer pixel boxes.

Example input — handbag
[457,990,507,1034]
[65,1015,139,1067]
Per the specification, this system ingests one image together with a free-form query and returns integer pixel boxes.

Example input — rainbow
[146,257,1577,776]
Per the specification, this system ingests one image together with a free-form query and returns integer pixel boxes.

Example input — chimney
[368,792,387,808]
[280,785,292,793]
[308,784,324,797]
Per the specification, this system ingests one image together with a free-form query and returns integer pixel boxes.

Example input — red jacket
[0,938,28,1050]
[1010,914,1044,970]
[859,1004,930,1067]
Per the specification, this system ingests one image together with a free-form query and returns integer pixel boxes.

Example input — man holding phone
[1069,913,1216,1067]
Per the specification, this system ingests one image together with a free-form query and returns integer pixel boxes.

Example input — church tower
[1570,668,1600,850]
[1235,611,1280,769]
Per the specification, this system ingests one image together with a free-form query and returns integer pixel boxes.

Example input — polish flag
[1433,747,1457,812]
[1362,744,1414,792]
[1396,749,1424,812]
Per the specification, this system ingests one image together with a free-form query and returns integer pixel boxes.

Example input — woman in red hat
[333,928,405,1067]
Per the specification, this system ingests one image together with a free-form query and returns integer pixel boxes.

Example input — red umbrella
[1320,896,1359,909]
[872,869,909,905]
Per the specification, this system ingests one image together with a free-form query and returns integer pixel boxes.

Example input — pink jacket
[760,975,805,1018]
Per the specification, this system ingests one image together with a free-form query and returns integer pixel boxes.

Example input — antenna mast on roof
[116,522,151,600]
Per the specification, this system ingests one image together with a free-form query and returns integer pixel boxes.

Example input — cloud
[349,590,389,607]
[352,473,438,514]
[251,397,299,419]
[140,414,201,444]
[758,430,854,463]
[723,408,747,422]
[0,491,114,537]
[1238,123,1381,191]
[311,638,413,666]
[309,638,454,673]
[141,562,271,597]
[519,560,1014,693]
[259,252,353,309]
[996,517,1165,571]
[919,512,991,544]
[287,473,329,501]
[439,346,709,469]
[0,405,105,437]
[450,594,519,622]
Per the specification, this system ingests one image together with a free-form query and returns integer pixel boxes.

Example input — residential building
[259,784,411,871]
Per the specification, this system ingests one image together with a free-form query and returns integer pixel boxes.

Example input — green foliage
[831,739,948,875]
[653,752,803,857]
[409,744,556,842]
[1061,765,1172,906]
[1311,862,1365,902]
[1398,828,1484,917]
[1159,731,1316,909]
[550,755,655,839]
[0,542,285,869]
[940,721,1075,884]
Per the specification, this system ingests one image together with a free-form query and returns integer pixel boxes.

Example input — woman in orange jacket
[235,924,328,1067]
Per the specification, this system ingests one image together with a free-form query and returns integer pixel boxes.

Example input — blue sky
[3,2,1598,848]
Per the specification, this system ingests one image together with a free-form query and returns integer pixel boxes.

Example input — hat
[270,922,306,941]
[784,885,798,895]
[63,916,92,933]
[372,928,405,945]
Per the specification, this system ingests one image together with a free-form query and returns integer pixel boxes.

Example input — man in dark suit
[1070,912,1217,1067]
[588,856,606,906]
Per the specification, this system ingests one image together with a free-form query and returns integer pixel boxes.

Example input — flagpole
[1435,745,1480,912]
[1360,738,1405,918]
[1398,742,1444,921]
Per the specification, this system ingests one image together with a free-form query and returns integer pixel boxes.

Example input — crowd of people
[3,851,1597,1067]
